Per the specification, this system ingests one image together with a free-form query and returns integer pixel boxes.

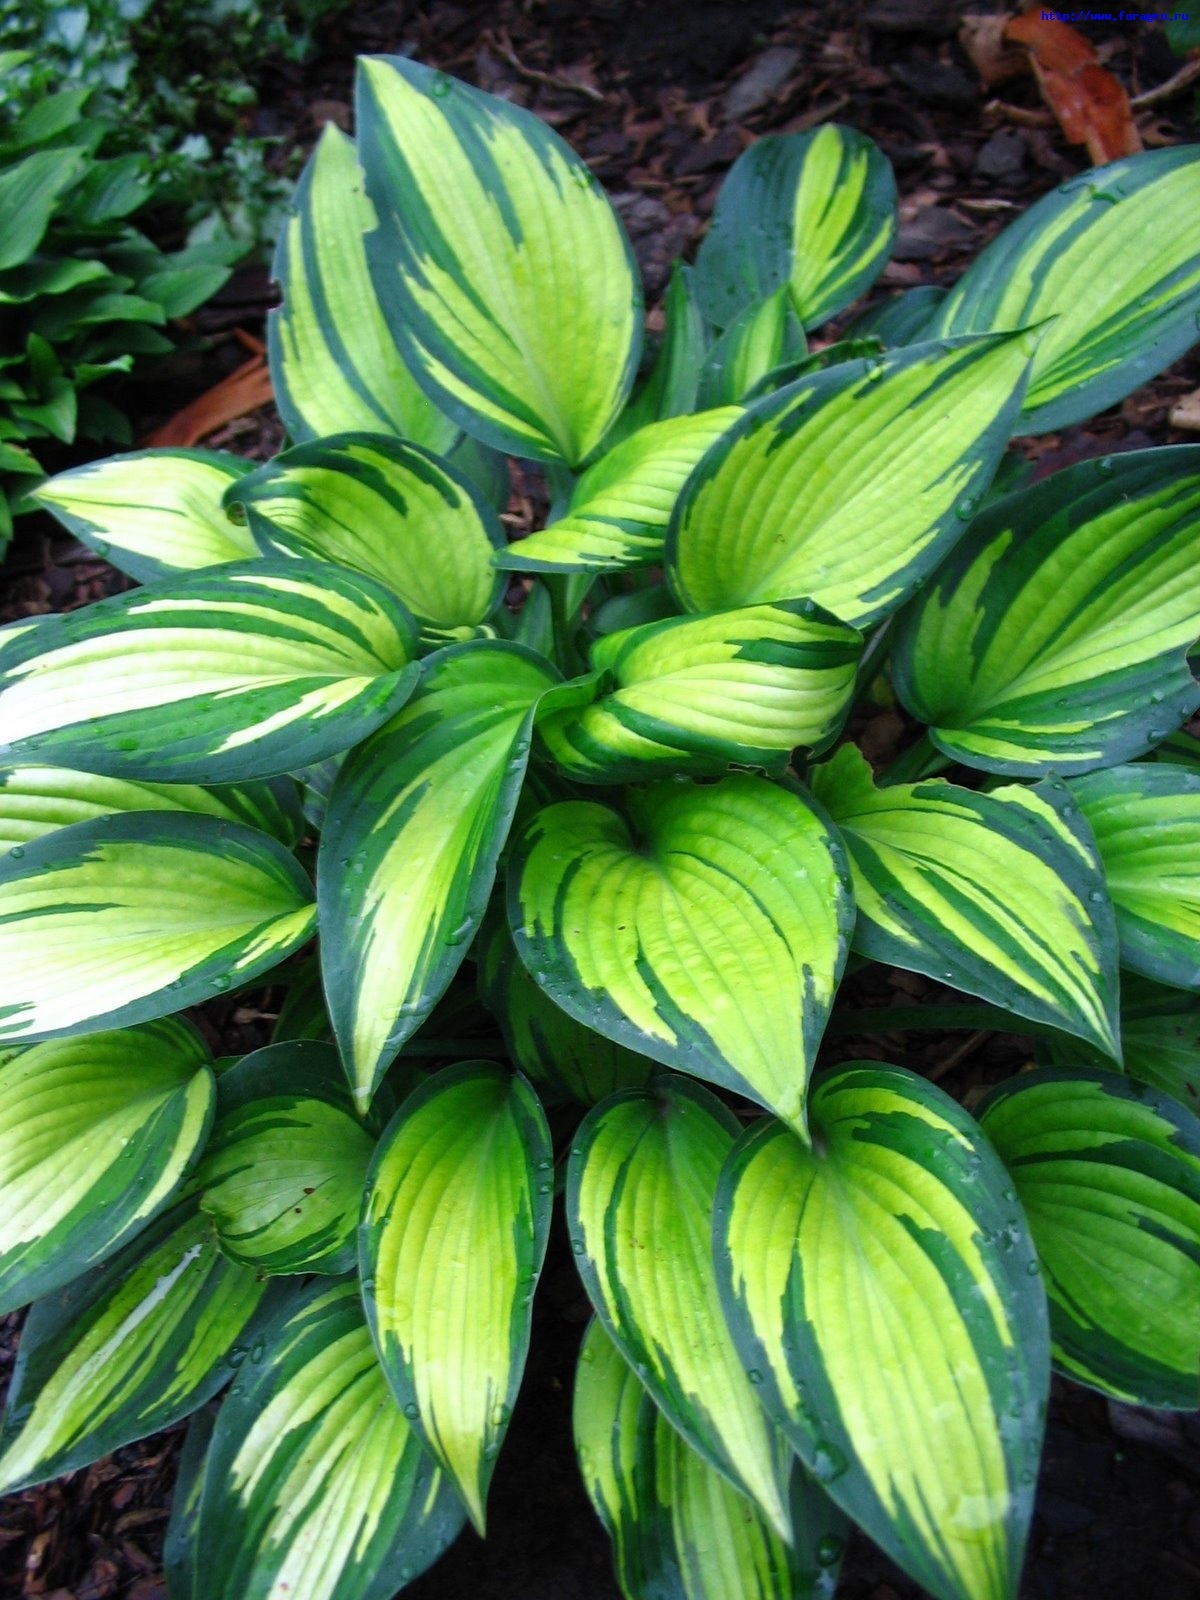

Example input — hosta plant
[3,56,1200,1600]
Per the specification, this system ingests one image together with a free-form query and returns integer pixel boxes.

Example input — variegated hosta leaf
[494,407,742,575]
[1070,764,1200,990]
[320,640,581,1109]
[0,1204,276,1493]
[717,1064,1050,1600]
[195,1278,466,1600]
[846,283,947,347]
[666,332,1035,628]
[539,599,861,783]
[931,146,1200,433]
[980,1067,1200,1408]
[0,762,303,853]
[510,774,852,1136]
[360,1062,551,1532]
[198,1045,375,1275]
[573,1319,849,1600]
[0,1020,215,1314]
[811,745,1120,1057]
[226,433,502,636]
[693,125,897,331]
[32,448,257,584]
[356,56,642,466]
[0,561,421,783]
[0,813,315,1044]
[568,1081,793,1538]
[268,122,458,453]
[1039,976,1200,1108]
[893,449,1200,776]
[696,286,807,409]
[477,910,655,1106]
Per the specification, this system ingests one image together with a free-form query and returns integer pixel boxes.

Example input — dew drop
[1088,890,1105,904]
[746,1367,763,1385]
[403,1401,420,1419]
[228,1345,248,1368]
[817,1534,845,1566]
[430,71,451,98]
[7,845,23,860]
[955,498,978,523]
[1097,456,1115,477]
[570,1239,585,1254]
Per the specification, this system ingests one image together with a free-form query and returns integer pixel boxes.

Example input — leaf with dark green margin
[360,1062,551,1533]
[227,432,503,638]
[197,1043,375,1276]
[667,332,1035,628]
[0,560,421,783]
[268,123,458,453]
[573,1318,849,1600]
[568,1080,793,1537]
[0,1203,278,1493]
[716,1063,1050,1600]
[33,448,256,584]
[0,763,303,854]
[356,56,641,465]
[1039,975,1200,1109]
[980,1067,1200,1408]
[931,147,1200,433]
[509,773,852,1137]
[1070,764,1200,990]
[494,408,741,575]
[0,812,315,1045]
[538,599,861,782]
[696,286,807,408]
[163,1405,215,1600]
[319,640,585,1110]
[611,261,708,443]
[0,1020,214,1314]
[812,745,1119,1058]
[195,1277,465,1600]
[693,125,897,330]
[893,449,1200,776]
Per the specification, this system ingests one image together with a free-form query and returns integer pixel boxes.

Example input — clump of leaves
[0,51,245,547]
[0,0,343,252]
[4,58,1200,1600]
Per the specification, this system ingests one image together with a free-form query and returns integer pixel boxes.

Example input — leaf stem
[876,730,952,785]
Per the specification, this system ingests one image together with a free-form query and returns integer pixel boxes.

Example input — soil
[3,3,1200,1597]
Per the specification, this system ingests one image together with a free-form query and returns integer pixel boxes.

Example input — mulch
[3,3,1200,1596]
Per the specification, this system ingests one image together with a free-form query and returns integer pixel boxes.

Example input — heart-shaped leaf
[509,773,852,1137]
[716,1064,1049,1600]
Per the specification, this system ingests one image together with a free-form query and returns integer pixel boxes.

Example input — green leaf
[1070,763,1200,989]
[845,284,947,346]
[694,125,897,331]
[0,1203,276,1493]
[1046,976,1200,1108]
[0,561,420,783]
[509,773,852,1137]
[320,640,573,1109]
[198,1047,375,1275]
[356,55,642,465]
[195,1277,465,1600]
[538,600,862,782]
[361,1061,551,1532]
[0,147,87,270]
[227,432,502,636]
[568,1080,793,1538]
[268,123,458,453]
[717,1064,1049,1600]
[980,1067,1200,1408]
[892,448,1200,776]
[811,745,1120,1058]
[477,909,655,1106]
[931,147,1200,432]
[163,1406,215,1600]
[0,812,315,1045]
[667,332,1035,627]
[573,1318,849,1600]
[33,448,257,584]
[0,763,303,854]
[696,286,807,408]
[0,1020,215,1314]
[611,261,708,442]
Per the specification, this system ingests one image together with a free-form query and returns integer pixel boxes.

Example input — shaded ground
[3,3,1200,1596]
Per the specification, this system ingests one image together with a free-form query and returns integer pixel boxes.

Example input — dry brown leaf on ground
[959,13,1028,88]
[141,353,274,448]
[1004,13,1141,163]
